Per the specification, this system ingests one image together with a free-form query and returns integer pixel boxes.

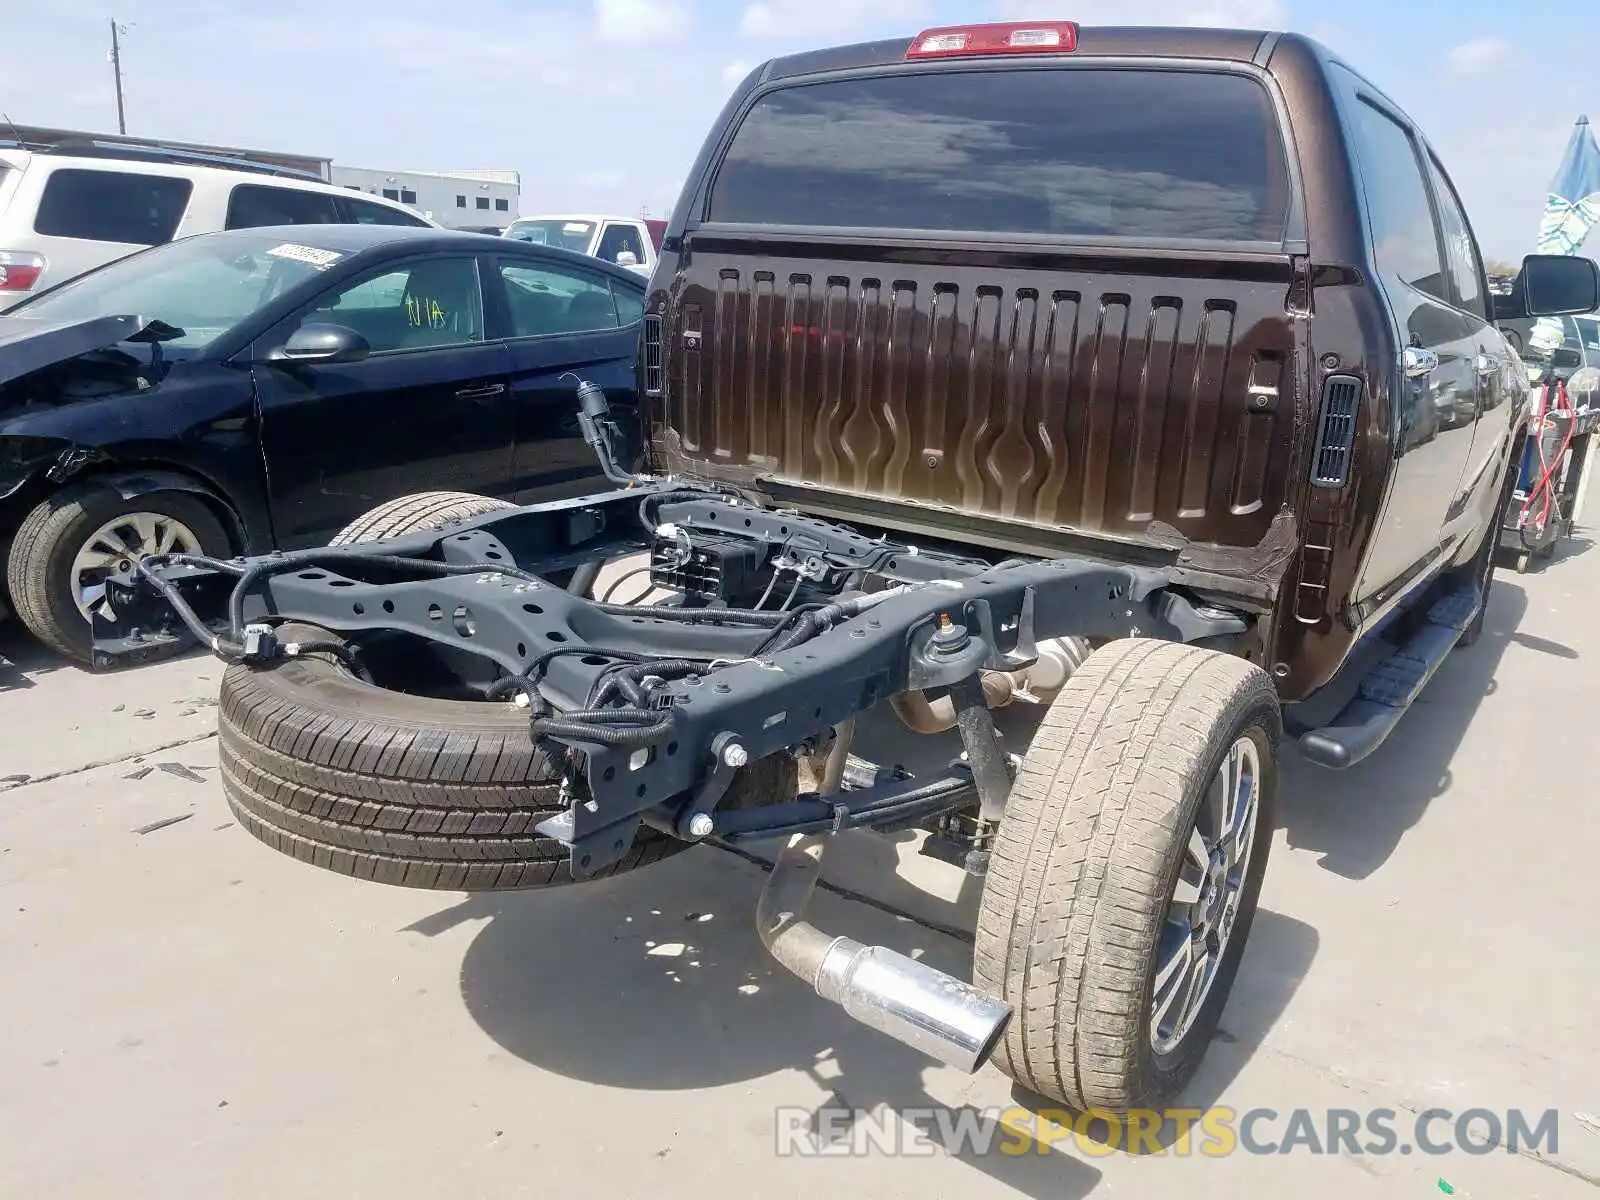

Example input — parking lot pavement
[3,547,1600,1198]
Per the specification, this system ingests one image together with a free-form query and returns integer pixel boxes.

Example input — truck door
[1422,149,1514,537]
[596,221,648,271]
[1339,90,1482,605]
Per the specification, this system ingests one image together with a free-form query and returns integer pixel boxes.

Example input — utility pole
[108,19,127,134]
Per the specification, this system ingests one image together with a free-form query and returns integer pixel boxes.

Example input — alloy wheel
[1150,735,1262,1056]
[70,511,202,620]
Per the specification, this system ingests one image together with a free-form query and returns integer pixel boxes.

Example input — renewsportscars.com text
[774,1105,1561,1158]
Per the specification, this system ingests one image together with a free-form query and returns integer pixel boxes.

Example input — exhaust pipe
[756,833,1011,1073]
[889,636,1093,735]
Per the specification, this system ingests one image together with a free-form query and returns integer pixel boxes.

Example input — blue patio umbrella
[1526,116,1600,355]
[1536,114,1600,255]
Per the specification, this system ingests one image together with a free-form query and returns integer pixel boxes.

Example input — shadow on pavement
[1276,579,1530,880]
[0,623,53,691]
[422,821,1321,1187]
[420,850,1105,1197]
[1512,532,1592,573]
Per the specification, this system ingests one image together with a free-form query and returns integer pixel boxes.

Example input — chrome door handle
[1475,351,1501,376]
[455,382,506,400]
[1403,346,1440,378]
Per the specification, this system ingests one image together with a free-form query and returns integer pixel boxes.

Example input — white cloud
[722,59,753,86]
[740,0,927,39]
[1446,36,1511,77]
[595,0,689,43]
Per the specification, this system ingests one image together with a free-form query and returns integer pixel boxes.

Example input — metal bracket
[950,673,1013,826]
[672,731,745,839]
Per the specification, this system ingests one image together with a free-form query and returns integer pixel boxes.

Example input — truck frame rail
[91,481,1248,877]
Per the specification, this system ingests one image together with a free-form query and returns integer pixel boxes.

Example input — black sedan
[0,224,647,661]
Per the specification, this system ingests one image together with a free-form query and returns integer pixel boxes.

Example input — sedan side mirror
[269,322,370,365]
[1520,254,1600,318]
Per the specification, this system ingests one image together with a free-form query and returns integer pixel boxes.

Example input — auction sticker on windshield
[265,243,344,269]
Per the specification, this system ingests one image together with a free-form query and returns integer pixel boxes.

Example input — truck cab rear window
[708,68,1290,243]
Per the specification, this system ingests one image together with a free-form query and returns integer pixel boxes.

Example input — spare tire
[220,493,791,888]
[219,632,791,889]
[219,624,671,888]
[329,490,516,546]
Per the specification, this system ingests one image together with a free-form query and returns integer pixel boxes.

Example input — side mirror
[269,322,370,365]
[1520,254,1600,317]
[614,250,639,267]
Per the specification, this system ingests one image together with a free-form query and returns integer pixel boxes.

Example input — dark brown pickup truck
[96,20,1598,1119]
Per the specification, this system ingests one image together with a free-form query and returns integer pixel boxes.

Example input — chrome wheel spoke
[1150,732,1263,1057]
[154,521,184,555]
[1220,741,1260,868]
[72,546,122,573]
[1150,928,1194,1040]
[93,529,134,559]
[1186,826,1210,870]
[129,512,159,554]
[1172,827,1209,906]
[1151,931,1213,1051]
[69,512,202,622]
[1173,945,1213,1036]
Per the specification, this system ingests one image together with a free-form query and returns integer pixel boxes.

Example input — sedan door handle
[1403,346,1440,379]
[455,382,506,401]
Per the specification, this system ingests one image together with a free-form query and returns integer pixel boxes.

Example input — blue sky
[2,0,1592,261]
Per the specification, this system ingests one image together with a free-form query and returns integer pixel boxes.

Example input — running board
[1297,584,1480,770]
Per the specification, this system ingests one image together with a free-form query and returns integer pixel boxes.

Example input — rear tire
[329,490,515,546]
[974,639,1280,1114]
[5,483,231,663]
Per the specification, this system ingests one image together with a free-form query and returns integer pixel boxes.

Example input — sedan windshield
[503,219,594,252]
[11,233,341,350]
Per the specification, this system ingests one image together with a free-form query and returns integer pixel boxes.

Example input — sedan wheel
[6,482,231,663]
[70,511,203,619]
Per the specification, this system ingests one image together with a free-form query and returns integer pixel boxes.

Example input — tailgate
[656,241,1303,554]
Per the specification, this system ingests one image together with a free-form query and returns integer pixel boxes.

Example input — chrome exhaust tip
[756,834,1011,1074]
[815,938,1012,1073]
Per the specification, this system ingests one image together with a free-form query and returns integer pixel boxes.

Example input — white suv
[0,146,437,307]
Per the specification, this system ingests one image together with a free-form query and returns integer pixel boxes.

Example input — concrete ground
[3,538,1599,1199]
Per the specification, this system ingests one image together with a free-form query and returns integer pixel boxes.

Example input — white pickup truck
[501,214,663,277]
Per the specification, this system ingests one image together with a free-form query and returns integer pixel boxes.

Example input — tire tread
[973,638,1280,1113]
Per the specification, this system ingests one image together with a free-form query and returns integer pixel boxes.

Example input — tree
[1484,258,1520,277]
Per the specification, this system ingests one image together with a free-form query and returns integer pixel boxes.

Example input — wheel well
[2,460,247,562]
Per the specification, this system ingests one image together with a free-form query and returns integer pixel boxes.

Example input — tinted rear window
[708,68,1290,243]
[34,169,192,245]
[346,197,431,227]
[226,183,342,229]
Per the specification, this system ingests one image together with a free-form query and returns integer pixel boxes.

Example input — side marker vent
[1311,375,1362,488]
[642,313,663,397]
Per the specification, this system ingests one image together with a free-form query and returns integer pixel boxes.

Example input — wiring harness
[130,543,902,753]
